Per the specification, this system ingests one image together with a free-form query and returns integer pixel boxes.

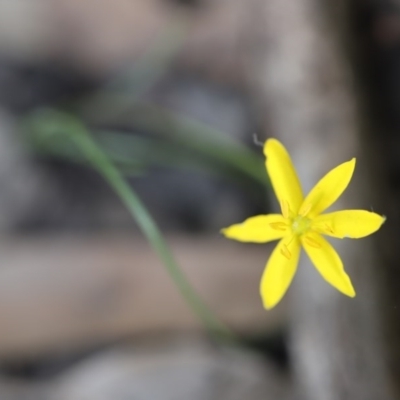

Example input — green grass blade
[26,109,236,342]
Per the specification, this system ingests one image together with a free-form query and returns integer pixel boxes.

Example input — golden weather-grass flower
[222,139,385,309]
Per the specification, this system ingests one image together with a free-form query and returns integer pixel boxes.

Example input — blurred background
[0,0,398,399]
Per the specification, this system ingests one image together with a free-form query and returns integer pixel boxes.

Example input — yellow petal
[299,159,356,218]
[301,232,355,297]
[221,214,288,243]
[260,235,301,309]
[264,139,303,217]
[313,210,386,239]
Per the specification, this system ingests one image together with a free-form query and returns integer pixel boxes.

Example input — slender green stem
[28,110,236,342]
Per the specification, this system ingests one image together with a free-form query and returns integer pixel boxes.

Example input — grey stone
[53,339,292,400]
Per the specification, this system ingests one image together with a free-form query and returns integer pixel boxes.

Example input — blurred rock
[0,378,47,400]
[52,339,293,400]
[0,1,55,62]
[0,235,286,358]
[0,338,295,400]
[0,0,250,82]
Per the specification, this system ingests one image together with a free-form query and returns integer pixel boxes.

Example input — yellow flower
[222,139,385,309]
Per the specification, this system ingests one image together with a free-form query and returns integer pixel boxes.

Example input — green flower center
[291,215,311,236]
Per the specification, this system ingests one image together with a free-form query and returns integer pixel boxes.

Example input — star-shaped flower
[222,139,385,309]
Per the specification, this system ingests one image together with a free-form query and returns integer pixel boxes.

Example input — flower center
[291,215,311,236]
